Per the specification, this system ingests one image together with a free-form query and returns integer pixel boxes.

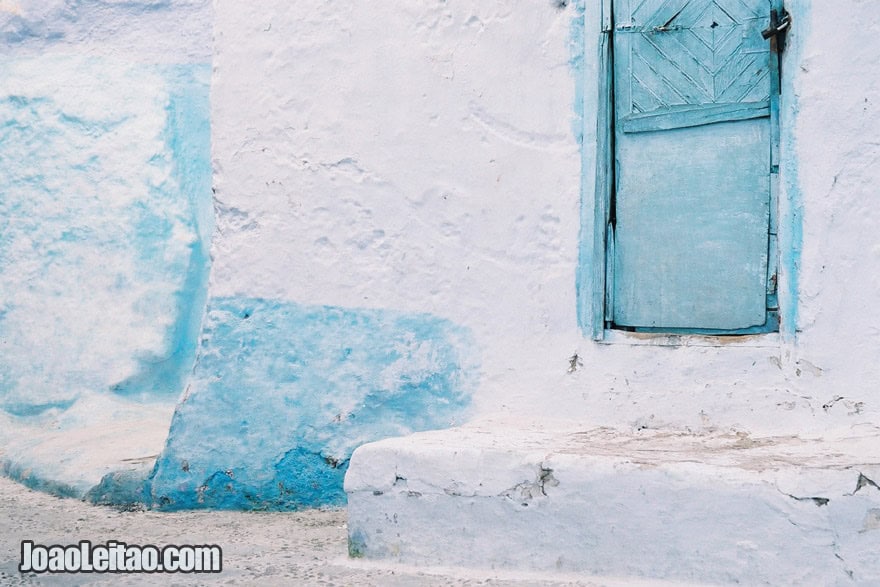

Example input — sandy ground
[0,476,613,587]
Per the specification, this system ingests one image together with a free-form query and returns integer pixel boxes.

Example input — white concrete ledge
[0,397,172,504]
[345,423,880,585]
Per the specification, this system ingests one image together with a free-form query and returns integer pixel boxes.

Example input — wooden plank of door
[612,119,771,329]
[611,0,773,330]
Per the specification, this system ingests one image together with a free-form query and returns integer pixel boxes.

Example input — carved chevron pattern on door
[621,0,770,114]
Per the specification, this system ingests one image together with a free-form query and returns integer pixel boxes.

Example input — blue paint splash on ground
[148,298,479,511]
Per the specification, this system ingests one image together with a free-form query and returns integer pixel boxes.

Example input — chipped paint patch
[148,298,479,510]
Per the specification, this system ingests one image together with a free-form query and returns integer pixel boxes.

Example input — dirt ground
[0,476,613,587]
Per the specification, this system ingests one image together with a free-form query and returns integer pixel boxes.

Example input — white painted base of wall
[0,395,172,501]
[345,422,880,585]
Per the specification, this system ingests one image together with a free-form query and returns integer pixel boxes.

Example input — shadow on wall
[144,298,479,511]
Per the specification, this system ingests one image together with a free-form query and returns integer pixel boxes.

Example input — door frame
[583,0,787,341]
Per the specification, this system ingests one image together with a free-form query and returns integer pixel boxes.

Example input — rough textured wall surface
[0,0,213,497]
[0,59,208,411]
[149,298,477,510]
[210,0,582,436]
[152,1,493,510]
[211,0,879,439]
[4,0,879,510]
[789,0,880,424]
[574,0,880,437]
[0,0,480,507]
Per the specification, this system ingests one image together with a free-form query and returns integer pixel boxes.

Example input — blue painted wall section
[0,61,211,416]
[778,0,806,339]
[568,1,586,147]
[148,298,478,511]
[572,0,604,338]
[570,1,592,339]
[110,64,213,400]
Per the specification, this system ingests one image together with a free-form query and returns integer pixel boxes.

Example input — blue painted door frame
[588,0,784,339]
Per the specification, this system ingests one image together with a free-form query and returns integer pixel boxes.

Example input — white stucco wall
[0,0,213,497]
[211,0,880,438]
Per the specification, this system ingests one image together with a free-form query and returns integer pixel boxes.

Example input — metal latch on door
[761,8,791,51]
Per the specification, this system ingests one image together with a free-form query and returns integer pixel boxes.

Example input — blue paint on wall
[109,64,212,399]
[570,0,598,337]
[568,1,586,147]
[85,468,153,508]
[778,0,807,339]
[2,399,77,418]
[147,298,479,511]
[0,1,204,46]
[0,59,211,414]
[569,0,592,334]
[1,459,82,500]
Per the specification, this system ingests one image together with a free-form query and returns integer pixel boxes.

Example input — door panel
[611,0,774,330]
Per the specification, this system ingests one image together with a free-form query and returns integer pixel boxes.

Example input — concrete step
[344,422,880,586]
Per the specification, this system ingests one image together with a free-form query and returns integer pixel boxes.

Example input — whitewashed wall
[0,0,213,497]
[211,0,880,438]
[3,0,878,507]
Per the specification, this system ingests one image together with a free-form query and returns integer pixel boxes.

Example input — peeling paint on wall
[0,0,214,500]
[777,0,807,338]
[147,298,478,510]
[3,0,880,513]
[109,63,212,400]
[0,57,211,412]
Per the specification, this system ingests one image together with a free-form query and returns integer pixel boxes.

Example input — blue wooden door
[611,0,777,331]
